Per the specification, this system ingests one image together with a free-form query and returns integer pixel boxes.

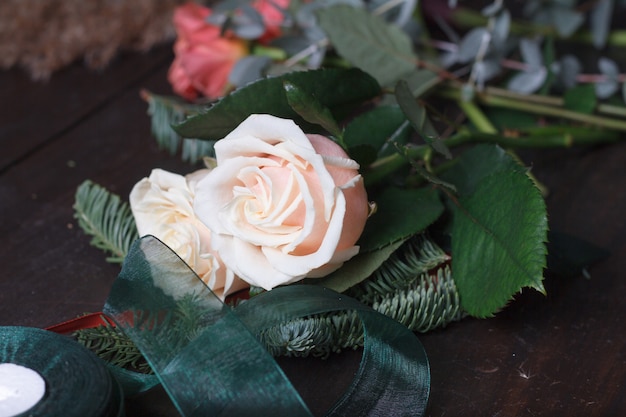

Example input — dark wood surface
[1,44,624,416]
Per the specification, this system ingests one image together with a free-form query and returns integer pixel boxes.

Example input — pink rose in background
[168,2,248,100]
[193,114,369,290]
[254,0,290,43]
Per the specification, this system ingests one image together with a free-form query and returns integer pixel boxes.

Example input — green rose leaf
[174,68,380,140]
[283,81,343,141]
[316,5,417,87]
[313,238,407,293]
[449,170,548,318]
[395,80,451,159]
[358,187,444,252]
[441,144,526,196]
[344,105,411,155]
[563,84,597,114]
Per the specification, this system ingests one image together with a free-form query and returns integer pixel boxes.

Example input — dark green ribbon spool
[0,326,124,417]
[104,236,430,416]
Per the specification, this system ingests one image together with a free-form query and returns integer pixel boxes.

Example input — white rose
[129,168,248,299]
[194,114,369,290]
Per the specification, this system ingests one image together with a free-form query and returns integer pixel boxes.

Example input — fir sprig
[371,265,464,333]
[142,90,213,163]
[348,234,451,304]
[73,180,138,263]
[75,322,152,374]
[258,235,462,358]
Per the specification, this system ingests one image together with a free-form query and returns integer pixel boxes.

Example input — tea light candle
[0,363,46,417]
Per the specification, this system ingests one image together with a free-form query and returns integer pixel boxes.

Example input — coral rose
[193,114,369,290]
[129,168,248,299]
[168,2,248,100]
[254,0,290,42]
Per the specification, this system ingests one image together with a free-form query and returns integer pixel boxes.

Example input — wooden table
[1,44,624,416]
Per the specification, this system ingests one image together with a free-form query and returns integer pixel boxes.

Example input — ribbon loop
[104,236,429,416]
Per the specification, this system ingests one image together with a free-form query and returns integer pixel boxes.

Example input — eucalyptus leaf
[358,187,445,252]
[316,5,417,86]
[450,170,547,317]
[552,7,584,37]
[229,56,272,87]
[231,5,266,39]
[481,0,503,17]
[507,38,547,94]
[491,9,511,48]
[507,67,547,94]
[174,68,380,140]
[457,28,489,64]
[519,38,543,69]
[472,59,502,89]
[532,5,584,37]
[596,57,619,98]
[556,54,581,89]
[313,238,408,293]
[590,0,614,49]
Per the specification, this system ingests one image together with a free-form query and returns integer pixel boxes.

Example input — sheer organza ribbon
[104,236,430,416]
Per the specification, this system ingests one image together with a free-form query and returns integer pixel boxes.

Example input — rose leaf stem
[437,86,626,133]
[365,128,620,187]
[455,99,548,194]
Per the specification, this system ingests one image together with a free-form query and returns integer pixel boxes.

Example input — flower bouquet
[69,0,622,414]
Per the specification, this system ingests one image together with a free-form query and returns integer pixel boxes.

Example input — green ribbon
[0,326,124,417]
[104,236,430,416]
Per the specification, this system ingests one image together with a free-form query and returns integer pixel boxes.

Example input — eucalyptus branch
[449,6,626,46]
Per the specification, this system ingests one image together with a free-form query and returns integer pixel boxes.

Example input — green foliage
[283,81,344,142]
[358,186,445,252]
[259,234,461,357]
[174,68,381,140]
[343,105,411,166]
[444,146,548,317]
[258,311,363,358]
[73,180,138,263]
[316,5,417,87]
[441,144,526,197]
[77,294,213,373]
[143,91,212,163]
[395,80,452,159]
[564,85,597,114]
[314,238,407,293]
[348,234,451,304]
[371,265,463,333]
[75,322,151,374]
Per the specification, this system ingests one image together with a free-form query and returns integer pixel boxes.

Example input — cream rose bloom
[129,168,248,299]
[194,114,369,290]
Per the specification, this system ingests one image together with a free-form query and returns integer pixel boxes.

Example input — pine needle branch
[348,234,452,304]
[142,90,214,164]
[75,323,152,374]
[372,265,464,332]
[73,180,138,263]
[258,234,463,357]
